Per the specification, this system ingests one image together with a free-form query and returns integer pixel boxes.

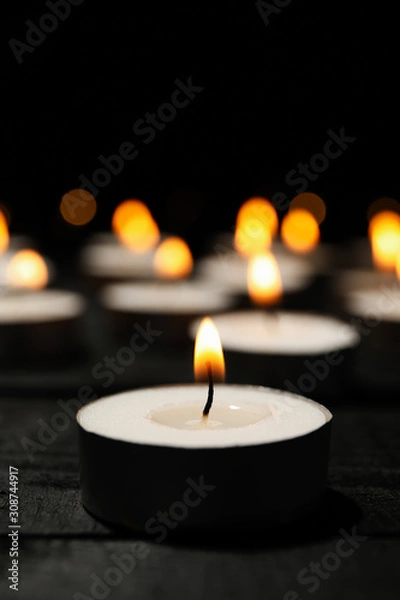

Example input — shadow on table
[156,488,363,551]
[90,488,362,551]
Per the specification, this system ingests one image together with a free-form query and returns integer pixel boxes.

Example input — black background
[1,0,400,260]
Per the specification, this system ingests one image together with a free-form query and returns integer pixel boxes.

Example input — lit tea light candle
[189,258,360,397]
[333,207,400,300]
[189,312,359,398]
[195,250,314,306]
[339,277,400,390]
[209,193,330,275]
[334,203,400,389]
[0,250,86,364]
[100,280,236,348]
[80,199,164,286]
[200,197,314,299]
[77,317,333,534]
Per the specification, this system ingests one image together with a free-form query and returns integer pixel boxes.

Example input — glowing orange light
[290,192,326,225]
[281,208,320,253]
[194,317,225,383]
[0,211,9,254]
[7,250,49,290]
[112,200,160,252]
[234,197,278,257]
[60,189,97,226]
[153,237,193,279]
[367,198,400,222]
[368,211,400,271]
[247,252,282,306]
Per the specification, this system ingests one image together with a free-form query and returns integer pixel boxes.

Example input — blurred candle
[112,199,160,252]
[0,211,9,254]
[234,197,278,257]
[153,236,193,279]
[281,208,320,254]
[0,249,86,364]
[7,249,49,290]
[368,210,400,272]
[247,252,282,306]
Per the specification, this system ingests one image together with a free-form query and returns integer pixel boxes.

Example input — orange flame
[0,211,9,254]
[234,197,277,257]
[7,250,49,290]
[247,252,282,305]
[368,210,400,271]
[281,208,320,253]
[153,237,193,279]
[194,317,225,383]
[112,199,160,252]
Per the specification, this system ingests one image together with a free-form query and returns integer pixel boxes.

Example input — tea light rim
[195,252,315,293]
[77,383,333,450]
[343,287,400,323]
[188,310,361,355]
[80,242,156,277]
[100,280,236,314]
[333,267,398,292]
[0,289,87,323]
[79,231,173,278]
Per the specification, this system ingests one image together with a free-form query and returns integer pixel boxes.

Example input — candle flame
[153,237,193,279]
[281,208,320,253]
[7,249,49,290]
[112,199,160,253]
[368,210,400,271]
[247,252,282,305]
[0,211,9,254]
[234,197,277,257]
[194,317,225,383]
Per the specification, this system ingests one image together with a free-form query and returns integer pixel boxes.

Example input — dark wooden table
[1,278,399,600]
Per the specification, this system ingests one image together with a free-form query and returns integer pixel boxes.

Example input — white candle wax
[195,251,314,294]
[80,235,158,280]
[81,243,155,279]
[0,289,86,323]
[78,384,331,448]
[333,268,397,296]
[189,311,359,355]
[100,281,235,315]
[209,233,331,273]
[343,287,400,322]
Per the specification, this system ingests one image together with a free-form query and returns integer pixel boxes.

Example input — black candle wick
[202,361,214,417]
